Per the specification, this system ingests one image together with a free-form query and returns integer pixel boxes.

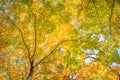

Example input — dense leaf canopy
[0,0,120,80]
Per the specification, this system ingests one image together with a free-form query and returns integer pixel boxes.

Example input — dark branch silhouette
[0,8,31,60]
[34,39,77,67]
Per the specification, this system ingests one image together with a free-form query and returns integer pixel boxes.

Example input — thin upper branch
[109,0,115,24]
[109,0,115,39]
[31,14,37,59]
[0,8,31,60]
[27,6,37,60]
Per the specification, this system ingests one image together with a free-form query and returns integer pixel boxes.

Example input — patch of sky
[99,34,105,42]
[90,55,98,58]
[10,15,15,20]
[73,74,77,79]
[85,58,93,64]
[59,47,64,53]
[69,74,77,80]
[117,48,120,57]
[91,34,96,39]
[86,49,91,54]
[86,49,99,54]
[94,49,99,54]
[110,62,120,68]
[5,8,9,13]
[85,49,99,64]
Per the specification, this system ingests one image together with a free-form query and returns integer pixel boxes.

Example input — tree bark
[26,60,34,80]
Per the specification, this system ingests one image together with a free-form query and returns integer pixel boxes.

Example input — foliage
[0,0,120,80]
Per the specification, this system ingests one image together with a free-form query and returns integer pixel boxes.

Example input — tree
[0,0,120,80]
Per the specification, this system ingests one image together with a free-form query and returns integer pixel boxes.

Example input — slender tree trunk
[26,60,34,80]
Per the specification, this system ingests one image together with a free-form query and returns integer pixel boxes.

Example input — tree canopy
[0,0,120,80]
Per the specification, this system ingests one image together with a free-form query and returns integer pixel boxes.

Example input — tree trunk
[26,60,34,80]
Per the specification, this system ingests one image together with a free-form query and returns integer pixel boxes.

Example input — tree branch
[109,0,115,36]
[34,39,77,67]
[109,0,115,24]
[27,6,37,60]
[26,60,34,80]
[0,8,31,60]
[31,14,37,60]
[34,40,65,67]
